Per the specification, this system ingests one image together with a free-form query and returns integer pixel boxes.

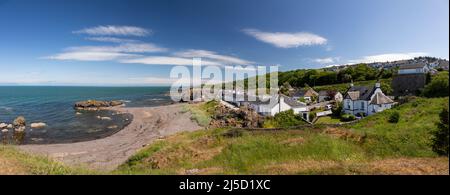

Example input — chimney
[375,82,381,88]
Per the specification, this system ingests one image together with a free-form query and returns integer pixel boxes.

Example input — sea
[0,86,173,144]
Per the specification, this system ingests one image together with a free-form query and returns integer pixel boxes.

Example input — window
[361,102,364,109]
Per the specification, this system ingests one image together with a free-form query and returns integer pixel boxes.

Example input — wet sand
[19,103,202,171]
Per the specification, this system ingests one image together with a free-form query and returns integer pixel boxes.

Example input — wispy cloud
[348,52,428,64]
[120,56,221,66]
[44,43,167,61]
[243,28,327,48]
[174,49,254,65]
[86,36,138,43]
[313,57,340,64]
[44,51,139,61]
[66,43,167,53]
[74,25,151,37]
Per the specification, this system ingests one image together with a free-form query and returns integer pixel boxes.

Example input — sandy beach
[18,103,202,171]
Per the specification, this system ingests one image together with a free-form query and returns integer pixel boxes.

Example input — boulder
[0,123,7,129]
[100,117,112,121]
[1,129,8,133]
[30,122,47,129]
[7,124,12,129]
[13,116,26,127]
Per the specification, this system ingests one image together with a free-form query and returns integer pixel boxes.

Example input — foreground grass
[0,146,98,175]
[116,97,449,175]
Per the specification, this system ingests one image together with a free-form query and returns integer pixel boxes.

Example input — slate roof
[281,94,306,108]
[398,63,427,70]
[344,86,376,101]
[292,88,318,97]
[370,92,394,105]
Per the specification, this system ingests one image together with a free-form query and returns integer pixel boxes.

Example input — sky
[0,0,448,86]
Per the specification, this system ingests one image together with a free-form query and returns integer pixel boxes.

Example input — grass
[349,97,448,157]
[181,100,218,127]
[0,146,99,175]
[316,116,342,124]
[116,96,449,175]
[314,79,391,94]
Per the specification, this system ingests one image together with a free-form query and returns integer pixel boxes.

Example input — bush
[263,110,306,128]
[431,105,449,156]
[340,114,356,122]
[422,72,449,97]
[388,111,400,123]
[332,103,343,117]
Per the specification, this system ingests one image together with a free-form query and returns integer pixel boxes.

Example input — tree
[431,104,449,156]
[422,73,449,97]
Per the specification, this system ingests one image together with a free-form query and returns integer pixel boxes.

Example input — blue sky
[0,0,448,86]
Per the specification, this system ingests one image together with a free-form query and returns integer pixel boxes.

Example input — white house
[398,63,429,75]
[246,95,307,116]
[291,88,318,102]
[343,82,394,116]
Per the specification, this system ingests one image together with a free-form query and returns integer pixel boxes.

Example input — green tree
[431,104,449,156]
[422,73,449,97]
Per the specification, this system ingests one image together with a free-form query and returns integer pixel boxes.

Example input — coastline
[18,103,202,171]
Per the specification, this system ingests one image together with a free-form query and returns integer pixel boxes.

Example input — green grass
[314,79,391,94]
[349,97,448,157]
[316,116,342,124]
[0,146,98,175]
[181,100,218,127]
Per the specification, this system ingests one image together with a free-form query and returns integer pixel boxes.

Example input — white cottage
[398,63,429,75]
[343,82,394,116]
[247,95,308,117]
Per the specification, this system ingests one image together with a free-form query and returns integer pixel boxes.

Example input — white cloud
[313,57,340,64]
[74,25,151,37]
[44,43,167,61]
[66,43,167,53]
[174,49,254,65]
[86,37,138,43]
[243,28,327,48]
[120,56,221,66]
[44,51,139,61]
[348,52,428,64]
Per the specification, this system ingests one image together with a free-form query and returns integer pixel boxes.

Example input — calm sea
[0,86,172,144]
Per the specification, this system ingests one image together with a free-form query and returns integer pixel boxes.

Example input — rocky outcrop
[209,104,263,128]
[13,116,26,128]
[74,100,124,110]
[30,122,47,129]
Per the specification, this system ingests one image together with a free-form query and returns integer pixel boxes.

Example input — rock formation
[74,100,124,110]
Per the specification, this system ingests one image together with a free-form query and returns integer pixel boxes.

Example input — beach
[19,103,202,171]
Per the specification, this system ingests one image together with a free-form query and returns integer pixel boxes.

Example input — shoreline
[18,103,202,171]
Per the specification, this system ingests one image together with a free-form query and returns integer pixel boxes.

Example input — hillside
[115,97,449,175]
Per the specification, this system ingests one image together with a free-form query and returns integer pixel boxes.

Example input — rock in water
[1,129,8,133]
[0,123,7,129]
[13,116,26,128]
[7,124,12,129]
[100,117,112,120]
[74,100,124,110]
[30,122,47,129]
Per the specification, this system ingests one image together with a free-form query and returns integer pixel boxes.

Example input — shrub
[431,104,449,156]
[422,72,449,97]
[388,111,400,123]
[340,114,356,122]
[332,103,343,117]
[263,110,306,128]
